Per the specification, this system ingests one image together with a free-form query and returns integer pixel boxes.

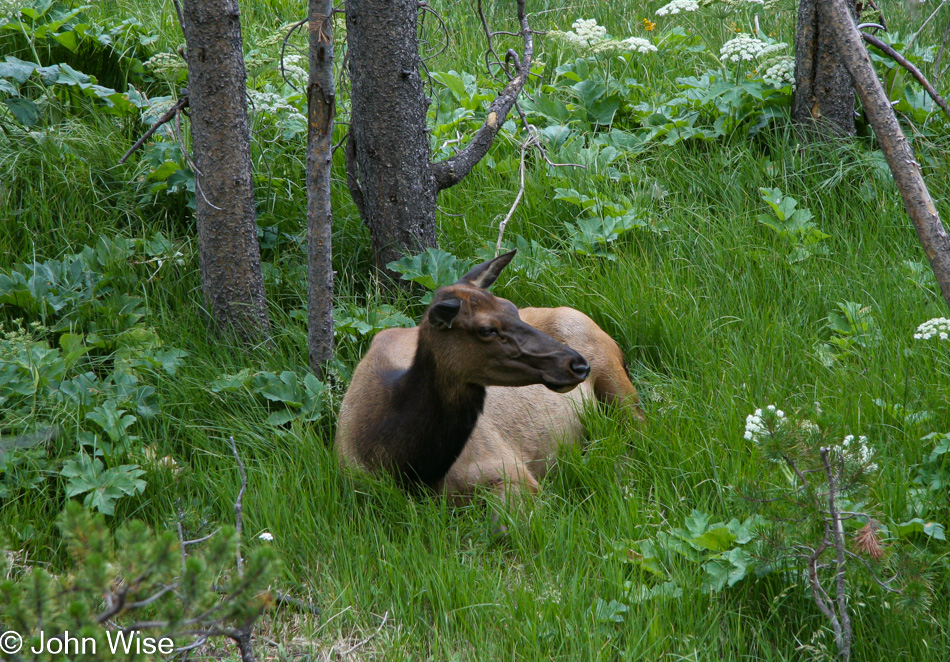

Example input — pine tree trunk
[793,0,857,135]
[344,0,438,273]
[180,0,270,341]
[306,3,335,373]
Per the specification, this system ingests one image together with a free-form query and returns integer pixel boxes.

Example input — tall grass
[2,0,949,658]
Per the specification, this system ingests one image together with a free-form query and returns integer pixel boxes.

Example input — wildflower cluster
[720,0,780,7]
[914,317,950,341]
[655,0,699,16]
[248,89,305,123]
[278,53,308,87]
[761,56,795,87]
[720,34,787,62]
[549,19,657,54]
[144,51,186,79]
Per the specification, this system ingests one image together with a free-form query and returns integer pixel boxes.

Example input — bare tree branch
[118,95,189,164]
[431,0,533,191]
[861,31,950,121]
[821,447,853,661]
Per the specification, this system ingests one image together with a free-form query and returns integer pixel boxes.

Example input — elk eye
[478,326,497,337]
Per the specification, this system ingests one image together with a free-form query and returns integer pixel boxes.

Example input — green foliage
[757,186,830,263]
[387,248,474,302]
[0,0,155,128]
[0,501,276,660]
[2,0,949,658]
[209,368,327,426]
[0,236,187,514]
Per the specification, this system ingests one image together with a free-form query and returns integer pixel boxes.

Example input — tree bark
[306,3,335,374]
[344,0,533,275]
[793,0,857,135]
[822,0,950,309]
[344,0,438,273]
[180,0,270,342]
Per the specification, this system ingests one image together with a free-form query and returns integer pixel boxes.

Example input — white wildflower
[620,37,658,53]
[762,56,795,86]
[721,0,779,7]
[914,317,950,341]
[656,0,699,16]
[144,51,186,78]
[720,34,788,62]
[279,53,308,85]
[259,532,274,542]
[247,89,305,123]
[572,18,608,42]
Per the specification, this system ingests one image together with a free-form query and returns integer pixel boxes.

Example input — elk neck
[381,323,486,487]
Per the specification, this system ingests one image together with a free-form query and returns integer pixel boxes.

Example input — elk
[335,250,645,504]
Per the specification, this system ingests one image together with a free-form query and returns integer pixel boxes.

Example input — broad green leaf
[895,518,947,541]
[209,369,253,393]
[0,56,36,83]
[4,97,39,126]
[593,598,628,623]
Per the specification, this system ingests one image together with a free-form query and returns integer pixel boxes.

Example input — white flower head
[720,34,788,62]
[571,18,608,42]
[620,37,659,53]
[259,532,274,542]
[762,56,795,86]
[914,317,950,341]
[656,0,699,16]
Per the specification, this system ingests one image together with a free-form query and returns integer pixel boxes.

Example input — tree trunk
[306,3,335,373]
[344,0,438,273]
[793,0,857,135]
[180,0,270,342]
[822,0,950,309]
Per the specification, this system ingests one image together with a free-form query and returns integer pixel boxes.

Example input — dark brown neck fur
[372,327,485,487]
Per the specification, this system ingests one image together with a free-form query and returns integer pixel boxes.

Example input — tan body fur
[336,305,641,502]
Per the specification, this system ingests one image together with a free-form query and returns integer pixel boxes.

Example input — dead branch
[861,31,950,121]
[821,447,853,661]
[431,0,533,191]
[118,95,189,164]
[280,18,309,92]
[230,436,247,577]
[823,0,950,310]
[495,134,531,255]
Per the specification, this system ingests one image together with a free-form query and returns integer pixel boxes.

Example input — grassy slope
[2,0,950,659]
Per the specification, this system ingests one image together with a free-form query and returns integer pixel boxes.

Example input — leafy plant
[758,187,830,264]
[60,454,145,515]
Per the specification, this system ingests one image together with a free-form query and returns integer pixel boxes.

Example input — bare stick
[280,18,309,93]
[496,136,529,255]
[821,447,853,661]
[230,436,247,576]
[861,31,950,121]
[118,96,189,164]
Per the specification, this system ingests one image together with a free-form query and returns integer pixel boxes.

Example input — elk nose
[570,356,591,381]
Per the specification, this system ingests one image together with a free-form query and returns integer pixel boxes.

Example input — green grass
[2,0,950,659]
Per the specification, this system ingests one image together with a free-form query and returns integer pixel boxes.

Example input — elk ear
[428,298,461,329]
[458,250,517,290]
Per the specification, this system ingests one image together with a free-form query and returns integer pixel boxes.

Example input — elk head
[421,251,590,393]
